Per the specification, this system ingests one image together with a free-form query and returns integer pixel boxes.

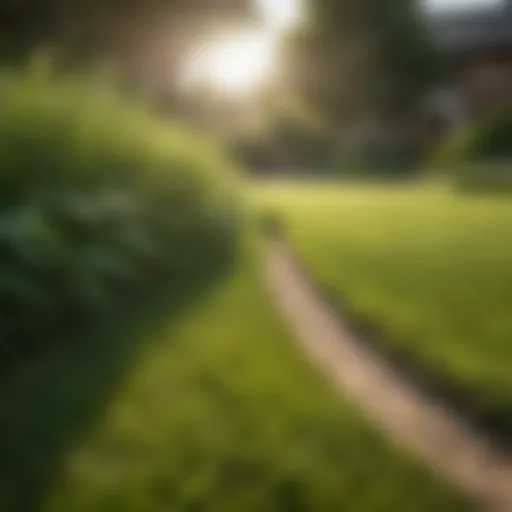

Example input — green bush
[0,64,243,360]
[430,109,512,188]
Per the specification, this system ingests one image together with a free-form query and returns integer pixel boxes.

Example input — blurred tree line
[288,0,441,123]
[0,0,442,173]
[259,0,443,173]
[0,0,253,90]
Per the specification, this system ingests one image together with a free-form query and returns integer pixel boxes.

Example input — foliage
[285,0,441,124]
[434,110,512,163]
[0,242,466,511]
[262,183,512,432]
[268,106,333,169]
[0,0,253,67]
[465,110,512,161]
[431,110,512,188]
[0,63,242,360]
[230,95,340,172]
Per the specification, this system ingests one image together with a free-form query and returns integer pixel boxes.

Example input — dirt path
[266,237,512,512]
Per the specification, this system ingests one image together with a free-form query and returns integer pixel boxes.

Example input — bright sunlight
[257,0,302,30]
[181,0,302,95]
[201,31,274,93]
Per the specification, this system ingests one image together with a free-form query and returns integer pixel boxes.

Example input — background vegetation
[432,109,512,188]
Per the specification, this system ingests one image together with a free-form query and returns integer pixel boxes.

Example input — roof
[428,5,512,54]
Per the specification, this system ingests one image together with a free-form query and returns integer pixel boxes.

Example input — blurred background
[0,0,512,510]
[2,0,511,177]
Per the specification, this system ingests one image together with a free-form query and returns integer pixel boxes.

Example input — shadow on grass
[0,257,233,512]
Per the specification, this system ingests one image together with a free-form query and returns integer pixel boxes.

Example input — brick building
[427,3,512,130]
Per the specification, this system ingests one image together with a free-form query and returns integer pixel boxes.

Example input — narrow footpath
[266,237,512,512]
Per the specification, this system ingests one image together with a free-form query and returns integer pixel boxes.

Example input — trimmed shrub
[0,64,243,360]
[430,109,512,189]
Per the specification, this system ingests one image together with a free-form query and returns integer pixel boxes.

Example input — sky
[427,0,502,11]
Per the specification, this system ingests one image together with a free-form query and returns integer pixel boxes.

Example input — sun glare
[257,0,302,30]
[186,31,275,94]
[180,0,301,96]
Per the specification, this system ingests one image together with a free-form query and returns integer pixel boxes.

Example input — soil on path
[266,237,512,512]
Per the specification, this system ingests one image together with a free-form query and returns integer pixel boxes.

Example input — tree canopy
[0,0,253,67]
[286,0,441,125]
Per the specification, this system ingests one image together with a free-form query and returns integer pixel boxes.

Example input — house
[425,2,512,133]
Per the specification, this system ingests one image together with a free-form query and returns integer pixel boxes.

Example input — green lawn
[0,239,465,511]
[261,182,512,429]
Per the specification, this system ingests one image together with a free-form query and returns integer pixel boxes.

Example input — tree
[0,0,253,68]
[285,0,441,126]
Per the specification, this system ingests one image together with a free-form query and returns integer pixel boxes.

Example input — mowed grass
[260,182,512,427]
[0,240,466,511]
